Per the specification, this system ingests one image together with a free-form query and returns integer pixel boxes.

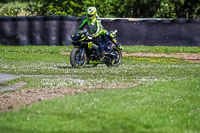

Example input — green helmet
[86,7,97,20]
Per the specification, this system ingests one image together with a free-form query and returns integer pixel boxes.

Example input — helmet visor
[87,14,95,18]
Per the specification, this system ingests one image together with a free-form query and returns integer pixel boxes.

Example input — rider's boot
[100,50,106,61]
[112,39,123,50]
[100,56,105,62]
[116,42,123,50]
[99,43,106,61]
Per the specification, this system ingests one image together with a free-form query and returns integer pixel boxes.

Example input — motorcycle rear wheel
[70,48,87,68]
[105,47,122,67]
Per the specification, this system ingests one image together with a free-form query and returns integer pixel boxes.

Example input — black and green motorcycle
[70,28,122,68]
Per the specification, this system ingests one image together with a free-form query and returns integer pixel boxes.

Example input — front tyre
[105,47,122,67]
[70,48,87,68]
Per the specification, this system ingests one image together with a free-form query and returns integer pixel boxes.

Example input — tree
[1,0,199,18]
[154,0,176,18]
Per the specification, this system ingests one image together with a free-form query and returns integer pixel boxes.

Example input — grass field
[0,45,200,133]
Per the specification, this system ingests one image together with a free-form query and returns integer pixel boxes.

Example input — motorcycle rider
[78,7,123,60]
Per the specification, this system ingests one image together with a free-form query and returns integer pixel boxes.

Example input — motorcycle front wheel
[105,46,122,67]
[70,48,87,68]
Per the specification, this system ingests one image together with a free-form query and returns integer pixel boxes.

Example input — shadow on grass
[56,66,74,69]
[56,65,104,69]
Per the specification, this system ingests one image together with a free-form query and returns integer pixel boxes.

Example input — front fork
[76,48,85,65]
[79,48,85,59]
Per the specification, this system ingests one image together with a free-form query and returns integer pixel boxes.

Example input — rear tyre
[105,47,122,67]
[70,48,87,68]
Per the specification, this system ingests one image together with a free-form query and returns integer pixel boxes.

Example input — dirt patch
[60,52,71,55]
[0,83,137,112]
[87,83,137,89]
[122,52,200,63]
[61,52,200,63]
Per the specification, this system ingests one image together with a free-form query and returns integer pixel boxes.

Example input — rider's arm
[79,17,88,30]
[93,18,102,37]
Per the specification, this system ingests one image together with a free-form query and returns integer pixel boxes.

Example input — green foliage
[0,0,199,18]
[34,0,199,18]
[0,0,41,16]
[0,0,38,3]
[34,0,86,16]
[23,3,44,16]
[0,6,22,16]
[154,0,176,18]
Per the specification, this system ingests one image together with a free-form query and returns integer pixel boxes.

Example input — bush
[0,0,199,18]
[154,0,176,18]
[34,0,86,16]
[0,6,22,16]
[23,3,43,16]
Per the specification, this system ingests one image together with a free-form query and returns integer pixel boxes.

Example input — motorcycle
[70,28,122,68]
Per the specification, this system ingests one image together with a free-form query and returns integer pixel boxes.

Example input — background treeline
[0,0,200,18]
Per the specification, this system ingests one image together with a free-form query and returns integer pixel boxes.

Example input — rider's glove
[93,34,99,38]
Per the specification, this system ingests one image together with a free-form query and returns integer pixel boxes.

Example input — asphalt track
[0,73,19,84]
[0,73,20,92]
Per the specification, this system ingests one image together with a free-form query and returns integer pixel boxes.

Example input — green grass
[1,79,200,133]
[0,45,200,133]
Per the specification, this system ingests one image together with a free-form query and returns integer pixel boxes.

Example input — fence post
[44,15,61,46]
[0,16,15,45]
[60,15,78,46]
[28,16,44,45]
[14,16,30,45]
